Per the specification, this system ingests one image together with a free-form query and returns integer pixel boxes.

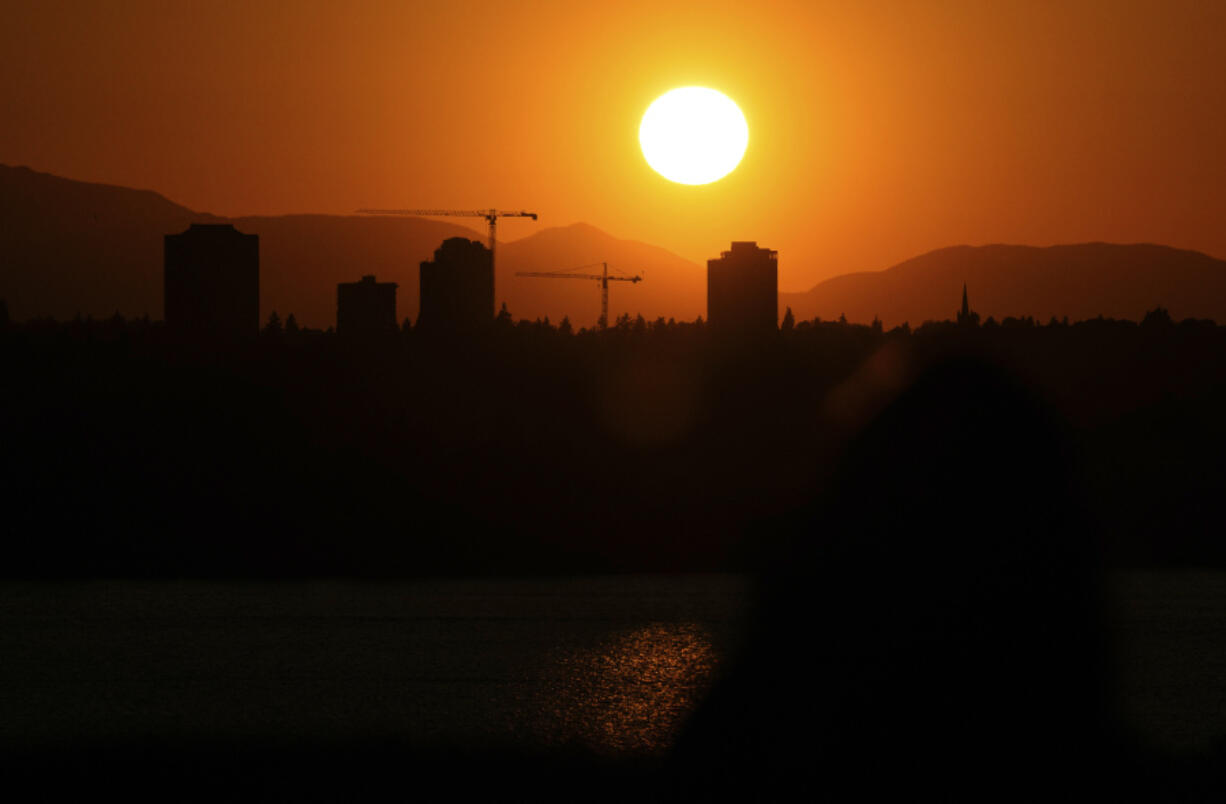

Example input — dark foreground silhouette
[668,357,1222,801]
[3,310,1226,576]
[4,354,1223,802]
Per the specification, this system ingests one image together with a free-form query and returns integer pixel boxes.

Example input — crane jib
[514,262,643,330]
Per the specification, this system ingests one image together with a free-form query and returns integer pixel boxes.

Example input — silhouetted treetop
[1141,306,1173,328]
[263,310,282,337]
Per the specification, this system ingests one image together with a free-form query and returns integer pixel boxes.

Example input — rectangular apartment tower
[337,275,398,336]
[418,237,493,331]
[164,223,259,338]
[708,241,778,334]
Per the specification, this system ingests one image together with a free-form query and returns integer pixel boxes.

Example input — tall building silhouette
[708,241,778,334]
[164,223,259,337]
[418,237,492,331]
[337,275,398,336]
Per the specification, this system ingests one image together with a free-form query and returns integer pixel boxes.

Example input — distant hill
[0,164,703,328]
[5,165,1226,328]
[779,243,1226,327]
[0,164,215,322]
[0,164,486,326]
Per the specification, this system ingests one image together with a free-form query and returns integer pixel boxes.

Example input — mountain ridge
[0,163,708,327]
[4,164,1226,327]
[779,242,1226,326]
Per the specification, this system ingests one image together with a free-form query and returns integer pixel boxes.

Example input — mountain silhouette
[0,164,702,327]
[779,243,1226,326]
[0,164,483,326]
[5,164,1226,327]
[0,164,217,322]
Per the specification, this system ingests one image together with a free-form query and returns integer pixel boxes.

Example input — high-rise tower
[707,241,778,334]
[337,275,398,336]
[164,223,259,338]
[417,238,493,331]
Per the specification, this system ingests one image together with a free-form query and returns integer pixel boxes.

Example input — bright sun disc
[639,87,748,185]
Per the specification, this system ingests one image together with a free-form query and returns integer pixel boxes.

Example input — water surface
[1,572,1222,756]
[0,575,750,755]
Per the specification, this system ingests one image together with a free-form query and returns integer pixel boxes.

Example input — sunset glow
[4,3,1225,294]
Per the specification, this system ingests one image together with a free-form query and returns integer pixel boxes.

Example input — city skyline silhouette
[5,164,1226,331]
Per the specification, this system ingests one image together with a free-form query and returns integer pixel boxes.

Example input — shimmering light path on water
[532,622,721,754]
[0,576,750,756]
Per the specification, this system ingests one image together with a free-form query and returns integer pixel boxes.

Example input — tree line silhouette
[2,302,1224,577]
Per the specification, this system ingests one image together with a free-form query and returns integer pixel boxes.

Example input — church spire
[957,282,977,326]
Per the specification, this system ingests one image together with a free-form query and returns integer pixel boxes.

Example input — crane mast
[516,262,643,329]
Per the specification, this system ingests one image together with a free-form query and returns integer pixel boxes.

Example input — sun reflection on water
[533,622,720,756]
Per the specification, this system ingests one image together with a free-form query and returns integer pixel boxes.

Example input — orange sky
[3,0,1224,292]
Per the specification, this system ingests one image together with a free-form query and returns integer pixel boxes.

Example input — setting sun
[639,87,749,186]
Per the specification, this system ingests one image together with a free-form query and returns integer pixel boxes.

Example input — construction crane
[516,262,642,329]
[353,208,538,269]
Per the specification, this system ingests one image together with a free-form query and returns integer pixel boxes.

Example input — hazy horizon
[10,160,1226,295]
